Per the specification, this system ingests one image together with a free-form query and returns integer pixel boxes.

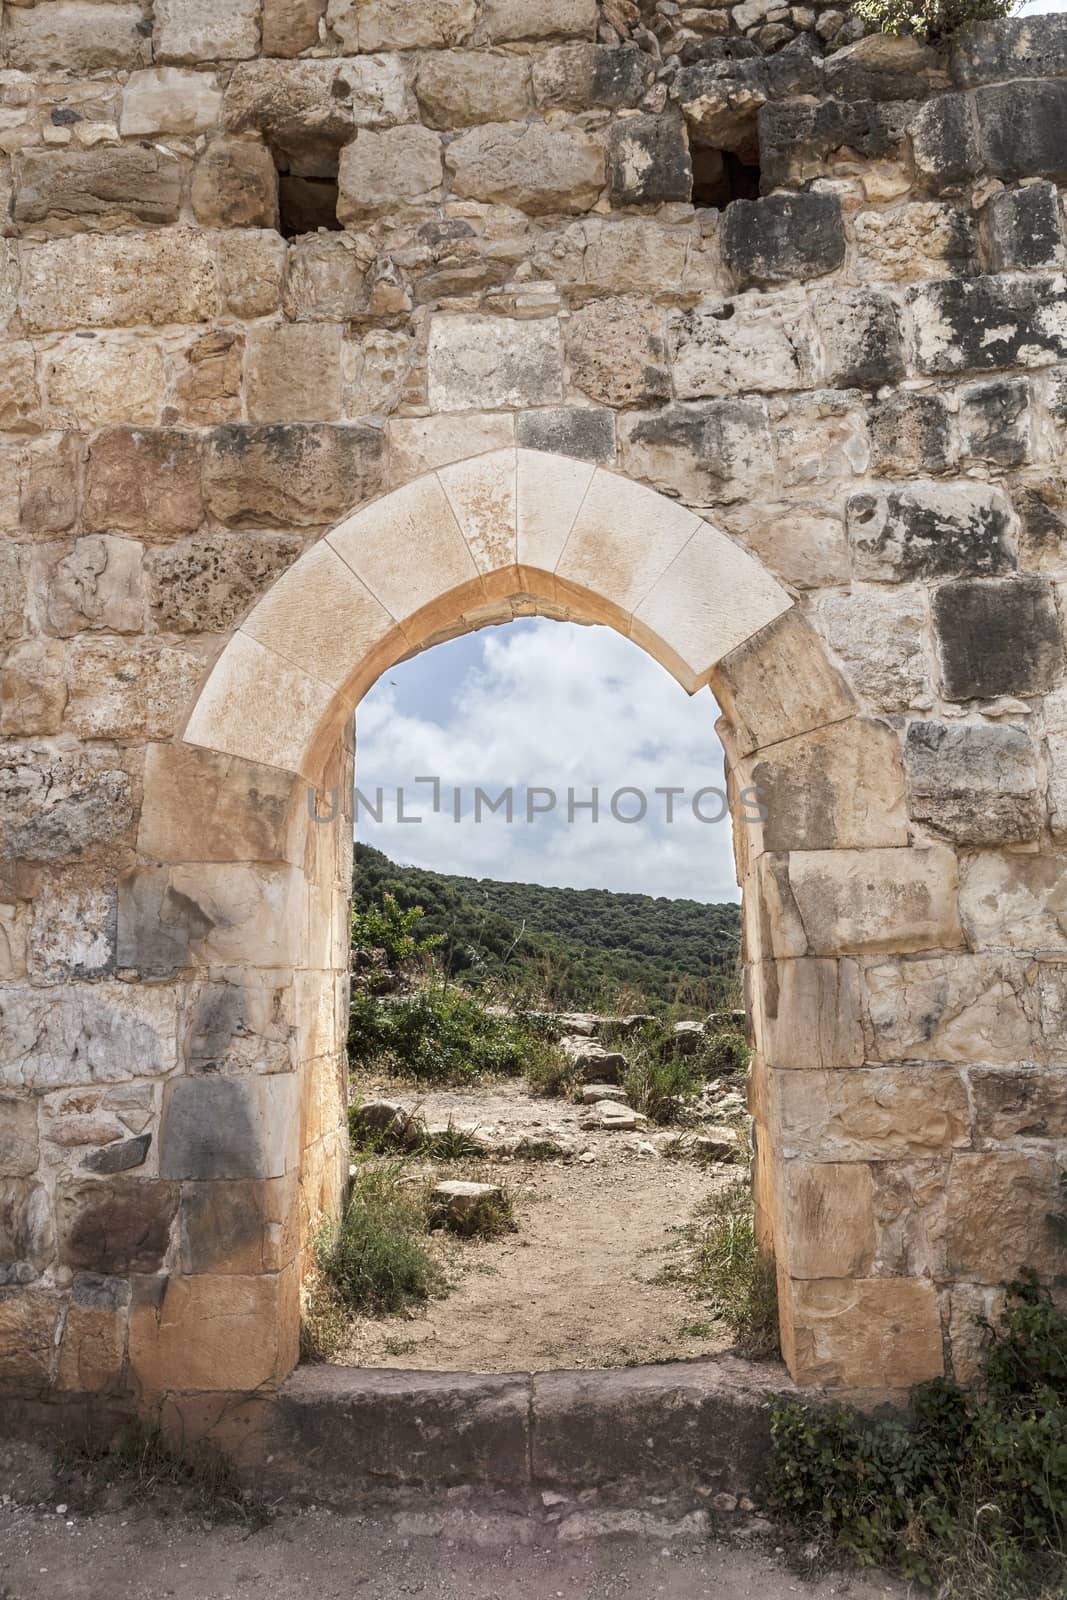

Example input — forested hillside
[352,844,742,1013]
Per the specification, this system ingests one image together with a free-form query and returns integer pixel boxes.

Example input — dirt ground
[343,1077,739,1372]
[0,1503,906,1600]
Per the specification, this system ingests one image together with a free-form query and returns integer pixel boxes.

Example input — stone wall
[1,0,1066,1411]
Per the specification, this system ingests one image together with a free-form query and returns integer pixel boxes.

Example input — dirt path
[343,1078,739,1372]
[0,1504,906,1600]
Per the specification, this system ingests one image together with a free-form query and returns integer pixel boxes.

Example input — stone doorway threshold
[237,1356,794,1516]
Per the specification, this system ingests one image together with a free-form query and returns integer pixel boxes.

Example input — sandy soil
[342,1078,739,1372]
[0,1503,906,1600]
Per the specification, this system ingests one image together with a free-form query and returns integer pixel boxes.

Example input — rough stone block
[945,1153,1061,1281]
[669,292,817,399]
[722,194,845,289]
[55,1273,129,1393]
[247,324,342,424]
[154,0,261,62]
[203,423,384,528]
[567,297,669,408]
[0,641,67,738]
[445,121,605,215]
[129,1265,299,1393]
[713,610,856,757]
[982,181,1065,272]
[853,201,975,283]
[15,147,182,232]
[64,640,200,742]
[179,1175,297,1275]
[815,586,927,712]
[0,982,178,1093]
[771,1064,971,1161]
[263,0,325,55]
[224,59,412,165]
[485,0,596,40]
[6,2,150,72]
[46,534,146,637]
[327,0,475,49]
[618,399,770,507]
[57,1177,178,1275]
[960,851,1067,954]
[191,137,278,229]
[782,1163,876,1279]
[416,49,530,127]
[0,745,133,865]
[782,1275,943,1389]
[215,234,282,322]
[516,407,614,463]
[0,1289,58,1382]
[0,344,41,433]
[145,529,301,634]
[786,845,963,956]
[607,109,691,207]
[868,391,955,476]
[173,330,244,426]
[117,863,303,976]
[908,93,981,188]
[160,1075,299,1182]
[185,978,296,1075]
[958,376,1031,467]
[970,1063,1067,1140]
[0,546,25,645]
[20,231,217,332]
[120,67,224,137]
[84,428,203,537]
[933,576,1062,700]
[811,288,904,389]
[0,1098,38,1179]
[866,952,1037,1064]
[951,14,1067,85]
[137,743,299,865]
[428,313,561,412]
[753,957,864,1071]
[750,717,907,853]
[0,1178,53,1276]
[30,882,116,982]
[45,336,165,429]
[285,236,370,323]
[338,126,444,218]
[533,42,650,110]
[847,482,1014,581]
[976,81,1067,184]
[905,720,1041,845]
[907,272,1067,376]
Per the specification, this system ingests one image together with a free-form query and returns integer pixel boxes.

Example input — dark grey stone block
[933,575,1063,700]
[848,484,1014,580]
[607,108,692,207]
[722,192,845,287]
[160,1074,296,1181]
[81,1134,152,1175]
[977,81,1067,184]
[813,287,904,389]
[592,45,653,107]
[116,867,213,978]
[906,273,1067,376]
[904,720,1041,845]
[57,1177,178,1276]
[983,181,1064,272]
[959,377,1031,468]
[517,407,614,463]
[908,92,981,189]
[1016,486,1067,568]
[950,15,1067,87]
[758,98,903,188]
[868,392,956,476]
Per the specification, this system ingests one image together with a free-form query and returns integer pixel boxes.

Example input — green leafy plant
[851,0,1017,42]
[624,1051,702,1125]
[769,1276,1067,1596]
[523,1036,574,1099]
[311,1161,442,1315]
[689,1179,779,1356]
[420,1118,486,1160]
[351,891,443,995]
[348,979,539,1085]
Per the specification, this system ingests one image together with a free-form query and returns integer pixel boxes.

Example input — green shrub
[312,1162,442,1314]
[699,1028,750,1080]
[851,0,1016,43]
[351,892,442,994]
[524,1037,574,1099]
[348,981,537,1085]
[624,1052,702,1125]
[769,1277,1067,1596]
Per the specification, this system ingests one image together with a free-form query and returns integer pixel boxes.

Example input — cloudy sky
[354,619,741,904]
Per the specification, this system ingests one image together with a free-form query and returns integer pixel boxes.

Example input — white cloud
[354,619,741,903]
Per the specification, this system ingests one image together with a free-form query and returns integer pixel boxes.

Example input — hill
[352,844,742,1014]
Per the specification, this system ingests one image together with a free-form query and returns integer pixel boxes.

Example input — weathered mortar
[0,0,1065,1424]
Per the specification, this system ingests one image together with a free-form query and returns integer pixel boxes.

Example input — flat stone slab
[578,1084,629,1105]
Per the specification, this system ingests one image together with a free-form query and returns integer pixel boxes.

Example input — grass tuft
[312,1161,443,1317]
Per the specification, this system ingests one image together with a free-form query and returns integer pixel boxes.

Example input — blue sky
[355,620,741,904]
